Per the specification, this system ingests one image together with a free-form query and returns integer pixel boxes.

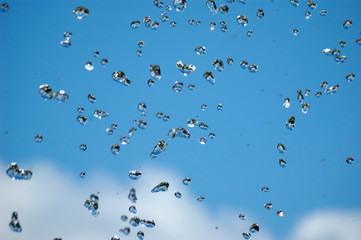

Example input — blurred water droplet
[227,58,234,65]
[9,212,22,232]
[34,134,43,143]
[239,214,247,220]
[217,104,223,111]
[161,15,169,22]
[320,81,328,89]
[203,71,215,84]
[237,15,248,26]
[264,203,273,210]
[199,123,209,130]
[84,194,99,217]
[53,90,69,103]
[172,81,183,92]
[151,140,167,158]
[151,182,169,192]
[188,19,195,25]
[138,120,147,129]
[346,157,354,164]
[111,236,120,240]
[206,0,217,14]
[188,84,196,90]
[242,232,251,239]
[170,21,177,27]
[73,6,89,19]
[208,133,216,139]
[80,172,86,178]
[201,104,207,111]
[240,60,248,69]
[277,210,286,217]
[297,90,304,103]
[196,20,201,25]
[1,3,9,12]
[154,0,164,8]
[137,231,144,240]
[156,112,164,118]
[173,0,187,12]
[106,128,113,135]
[247,30,253,37]
[219,5,229,14]
[332,49,341,56]
[111,144,120,155]
[183,177,191,185]
[198,138,207,144]
[210,22,216,30]
[143,16,153,27]
[151,21,160,30]
[174,191,182,198]
[128,188,137,203]
[129,171,142,180]
[277,143,286,153]
[256,9,264,18]
[138,103,147,113]
[121,215,128,221]
[356,39,361,45]
[128,127,137,136]
[262,186,269,192]
[197,196,205,201]
[195,46,207,55]
[187,119,198,127]
[129,205,137,214]
[77,115,87,125]
[249,65,258,73]
[140,219,156,228]
[279,158,287,167]
[343,20,352,29]
[176,61,196,76]
[93,50,99,57]
[148,79,155,87]
[101,58,108,66]
[301,103,310,114]
[79,144,87,151]
[129,216,140,227]
[325,84,339,94]
[320,10,327,16]
[283,98,290,108]
[249,223,259,233]
[305,11,312,19]
[306,0,317,9]
[315,91,322,97]
[292,29,299,36]
[60,38,71,47]
[290,0,299,7]
[39,84,53,100]
[120,136,130,145]
[119,227,130,235]
[93,110,109,119]
[286,116,295,130]
[213,59,224,71]
[339,40,346,48]
[130,20,140,28]
[6,163,32,181]
[304,89,310,97]
[346,73,355,82]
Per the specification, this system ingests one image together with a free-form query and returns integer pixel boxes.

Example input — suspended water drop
[106,128,113,135]
[73,6,89,19]
[322,48,332,55]
[101,58,108,66]
[203,71,215,84]
[237,15,248,26]
[161,15,169,22]
[172,81,183,92]
[60,38,71,47]
[149,64,161,80]
[188,84,196,90]
[93,110,109,119]
[129,205,137,214]
[138,120,147,129]
[119,227,130,235]
[137,231,145,240]
[277,143,286,153]
[195,46,207,55]
[128,188,137,203]
[292,29,299,36]
[242,232,251,239]
[305,11,312,19]
[111,123,118,130]
[201,104,207,111]
[283,98,290,108]
[249,64,259,73]
[111,236,120,240]
[128,127,137,136]
[88,94,96,103]
[339,40,346,48]
[220,25,228,32]
[346,73,355,82]
[9,212,22,232]
[129,171,142,180]
[130,20,141,29]
[290,0,299,7]
[151,182,169,192]
[198,138,207,144]
[188,19,195,25]
[79,144,87,151]
[306,0,317,9]
[53,90,69,103]
[174,191,182,198]
[249,223,259,233]
[227,58,234,65]
[199,123,209,130]
[286,116,295,130]
[206,0,217,14]
[210,22,216,30]
[120,136,130,145]
[187,119,198,127]
[208,133,216,139]
[140,219,156,228]
[346,157,354,164]
[77,115,87,125]
[320,81,328,89]
[219,5,229,14]
[261,186,269,192]
[301,103,310,114]
[39,84,53,100]
[197,196,205,201]
[213,59,224,71]
[256,9,264,18]
[163,115,170,121]
[6,163,32,181]
[151,21,160,30]
[143,16,153,27]
[173,0,187,12]
[121,215,128,221]
[138,102,147,112]
[297,90,304,103]
[170,21,177,27]
[176,61,196,76]
[156,112,164,118]
[332,49,341,56]
[85,61,93,71]
[84,194,99,217]
[0,3,9,12]
[150,140,167,158]
[148,79,155,87]
[320,10,327,16]
[279,158,287,167]
[111,144,120,155]
[34,134,43,143]
[247,30,253,37]
[343,20,352,29]
[93,50,99,57]
[264,203,273,210]
[325,84,339,94]
[80,172,86,178]
[239,214,247,220]
[240,60,248,69]
[277,210,286,217]
[129,217,140,227]
[217,104,223,111]
[154,0,164,8]
[315,91,322,97]
[356,39,361,45]
[304,89,310,96]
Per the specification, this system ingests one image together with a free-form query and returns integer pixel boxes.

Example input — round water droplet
[201,104,207,111]
[292,29,299,36]
[195,46,206,56]
[163,115,170,121]
[239,214,247,220]
[136,49,142,57]
[106,128,113,135]
[85,61,94,71]
[149,64,161,80]
[322,48,332,55]
[248,64,258,73]
[138,120,147,129]
[213,59,224,71]
[129,205,137,214]
[39,84,53,100]
[301,103,310,114]
[217,104,223,111]
[208,133,216,139]
[320,81,328,89]
[77,115,87,125]
[346,157,354,164]
[173,0,187,12]
[198,138,207,144]
[137,41,145,48]
[242,232,251,239]
[174,191,182,198]
[279,158,287,167]
[305,11,312,19]
[34,134,43,143]
[247,30,253,37]
[148,79,155,87]
[80,172,86,178]
[170,21,177,27]
[129,170,142,180]
[130,20,140,29]
[188,19,194,25]
[240,60,248,69]
[320,10,327,16]
[182,177,191,185]
[290,0,299,7]
[156,112,164,118]
[73,6,89,19]
[256,9,264,18]
[79,144,87,151]
[111,123,118,130]
[161,15,169,22]
[356,39,361,45]
[188,84,196,90]
[304,89,310,96]
[93,50,99,57]
[54,90,69,103]
[138,103,147,112]
[286,116,295,130]
[264,203,272,210]
[121,215,128,221]
[196,20,201,25]
[111,144,120,155]
[101,58,108,66]
[343,20,352,29]
[277,210,286,217]
[137,231,145,240]
[339,40,346,48]
[172,81,183,92]
[0,3,9,12]
[237,15,248,26]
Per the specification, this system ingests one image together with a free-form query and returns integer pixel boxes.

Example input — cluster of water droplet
[84,194,100,217]
[39,84,69,103]
[6,163,32,181]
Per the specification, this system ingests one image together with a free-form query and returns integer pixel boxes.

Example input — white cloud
[287,210,361,240]
[0,161,274,240]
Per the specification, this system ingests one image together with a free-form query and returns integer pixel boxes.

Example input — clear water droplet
[188,84,196,90]
[79,144,87,151]
[343,20,352,29]
[187,119,198,127]
[301,103,310,114]
[6,163,32,181]
[34,134,43,143]
[346,73,355,82]
[297,90,304,103]
[80,172,86,178]
[320,10,327,16]
[120,136,130,145]
[290,0,299,7]
[106,128,113,135]
[239,214,247,220]
[277,143,286,153]
[9,212,22,232]
[283,98,290,108]
[264,203,273,210]
[53,90,69,103]
[156,112,164,118]
[129,205,137,214]
[0,3,9,12]
[346,157,354,164]
[176,61,196,76]
[198,138,207,144]
[279,158,287,167]
[137,231,145,240]
[339,40,346,48]
[151,140,167,158]
[93,110,109,119]
[315,91,322,97]
[60,38,71,47]
[93,50,99,57]
[356,39,361,45]
[88,94,96,103]
[161,15,169,22]
[121,215,128,221]
[119,227,130,235]
[138,41,145,48]
[129,171,142,180]
[128,127,137,136]
[306,0,317,9]
[305,11,312,19]
[219,5,229,14]
[84,194,99,217]
[304,89,310,96]
[130,20,141,29]
[249,223,259,233]
[242,232,251,239]
[128,188,137,203]
[39,84,53,100]
[262,186,269,192]
[240,60,248,69]
[292,29,299,36]
[199,122,209,130]
[151,182,169,192]
[148,79,155,87]
[286,116,295,130]
[201,104,207,111]
[111,236,120,240]
[183,177,191,185]
[322,48,332,55]
[138,120,147,129]
[170,21,177,27]
[188,19,195,25]
[206,0,218,14]
[195,46,207,55]
[256,9,264,18]
[213,59,224,71]
[85,61,94,71]
[149,64,161,80]
[174,191,182,198]
[277,210,286,217]
[227,58,234,65]
[73,6,89,19]
[77,115,87,125]
[111,144,120,155]
[129,216,140,227]
[140,219,156,228]
[173,0,187,12]
[210,22,216,30]
[203,71,215,84]
[208,133,216,139]
[101,58,108,66]
[249,64,258,73]
[247,30,253,37]
[237,15,248,26]
[320,81,328,89]
[197,196,205,201]
[138,103,147,112]
[172,81,183,92]
[217,104,223,111]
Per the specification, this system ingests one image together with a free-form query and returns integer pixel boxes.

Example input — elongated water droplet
[249,223,259,233]
[219,5,229,14]
[264,203,273,210]
[174,191,182,198]
[198,138,207,144]
[290,0,299,7]
[6,163,32,181]
[242,232,251,239]
[9,212,22,232]
[183,177,191,185]
[239,214,247,220]
[277,143,286,153]
[206,0,217,14]
[279,158,287,167]
[301,103,310,114]
[213,59,224,71]
[149,64,161,80]
[197,196,205,201]
[128,188,137,203]
[320,10,327,16]
[130,20,140,29]
[203,71,215,84]
[286,116,295,130]
[94,110,109,119]
[129,171,142,180]
[151,182,169,192]
[176,61,196,76]
[137,231,144,240]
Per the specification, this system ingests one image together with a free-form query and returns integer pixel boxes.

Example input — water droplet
[198,138,207,144]
[137,231,145,240]
[129,205,137,214]
[201,104,207,111]
[213,59,224,71]
[156,112,164,118]
[119,227,130,235]
[262,186,269,192]
[315,91,322,97]
[137,103,147,113]
[138,120,147,129]
[219,5,229,14]
[277,210,286,217]
[120,136,130,145]
[151,21,160,30]
[85,61,94,71]
[137,41,145,48]
[339,55,347,63]
[320,81,328,89]
[187,119,198,127]
[322,48,332,55]
[93,110,109,119]
[111,144,120,155]
[39,84,53,100]
[237,15,248,26]
[283,98,290,108]
[304,89,310,97]
[154,0,164,8]
[172,81,183,92]
[197,196,205,201]
[242,232,251,239]
[239,214,247,220]
[292,29,299,36]
[227,58,234,65]
[129,216,140,227]
[143,16,153,27]
[170,21,177,27]
[110,123,118,130]
[210,22,216,30]
[173,0,187,12]
[325,84,339,94]
[320,10,327,16]
[34,134,43,143]
[217,104,223,111]
[247,30,253,37]
[79,144,87,151]
[174,191,182,198]
[140,219,156,228]
[80,172,86,178]
[195,46,207,55]
[149,64,161,80]
[121,215,128,221]
[343,20,352,29]
[264,203,273,210]
[249,64,258,73]
[188,19,195,25]
[151,182,169,192]
[128,127,137,135]
[176,61,196,76]
[148,79,155,87]
[286,116,295,130]
[199,123,209,130]
[301,103,310,114]
[305,11,312,19]
[290,0,299,7]
[53,90,69,103]
[203,71,215,84]
[356,39,361,45]
[339,40,346,48]
[279,158,287,167]
[1,3,9,12]
[101,58,108,66]
[6,163,32,181]
[73,6,89,19]
[346,157,354,164]
[188,84,196,90]
[93,50,99,57]
[208,133,216,139]
[161,15,169,22]
[206,0,218,14]
[256,9,264,19]
[297,90,304,103]
[249,223,259,233]
[150,140,168,158]
[112,70,131,86]
[306,0,317,9]
[87,94,96,103]
[128,188,137,203]
[240,60,248,69]
[9,212,22,232]
[346,73,355,82]
[130,20,141,29]
[84,194,99,217]
[112,236,120,240]
[182,177,191,185]
[77,115,87,125]
[129,171,142,180]
[60,38,71,47]
[106,128,113,135]
[277,143,286,153]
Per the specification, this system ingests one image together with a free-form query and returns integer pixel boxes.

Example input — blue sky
[1,0,361,239]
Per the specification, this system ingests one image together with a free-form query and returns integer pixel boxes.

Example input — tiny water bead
[201,104,207,111]
[290,0,299,7]
[149,64,161,80]
[264,203,273,210]
[283,98,290,108]
[240,60,248,69]
[197,196,205,201]
[305,11,312,19]
[101,58,108,66]
[279,158,287,167]
[306,0,317,9]
[346,157,354,164]
[182,177,191,185]
[339,40,346,48]
[79,144,87,151]
[277,143,286,153]
[121,215,128,221]
[343,20,352,29]
[261,186,269,192]
[286,116,295,130]
[34,134,43,143]
[277,210,286,217]
[88,94,96,103]
[1,3,9,12]
[301,103,310,114]
[85,61,94,71]
[73,6,89,19]
[9,212,22,233]
[128,188,137,203]
[93,50,99,57]
[138,102,147,112]
[292,29,299,36]
[129,170,142,180]
[237,15,248,26]
[320,10,327,16]
[106,128,113,135]
[198,138,207,144]
[239,214,247,220]
[130,20,141,28]
[227,58,234,65]
[172,81,183,92]
[80,172,86,178]
[174,191,182,198]
[256,9,264,18]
